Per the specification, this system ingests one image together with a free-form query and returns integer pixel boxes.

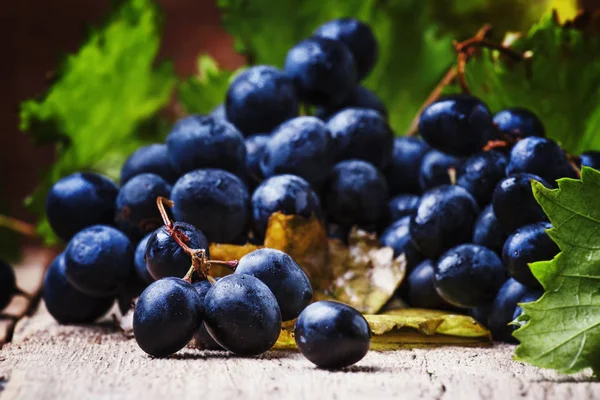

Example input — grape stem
[0,215,37,238]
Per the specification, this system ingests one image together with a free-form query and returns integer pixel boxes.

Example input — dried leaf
[209,243,261,262]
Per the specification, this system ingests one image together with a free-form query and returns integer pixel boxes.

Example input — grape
[418,94,495,157]
[512,289,543,329]
[43,253,114,324]
[171,169,250,243]
[166,115,246,176]
[115,173,172,240]
[204,274,282,356]
[120,144,178,185]
[407,260,454,310]
[316,86,387,121]
[433,244,506,308]
[225,66,298,136]
[384,137,430,195]
[506,137,577,184]
[410,185,479,259]
[418,149,463,191]
[210,104,227,120]
[324,160,389,230]
[493,108,545,140]
[472,205,507,256]
[313,18,378,81]
[146,222,209,280]
[579,151,600,169]
[457,151,508,206]
[260,116,334,187]
[45,172,118,242]
[379,216,423,270]
[487,278,528,342]
[327,108,394,170]
[64,225,133,297]
[251,174,322,240]
[294,300,371,369]
[245,134,270,184]
[134,234,154,284]
[191,280,223,350]
[469,303,493,326]
[284,37,356,106]
[388,194,420,222]
[133,277,203,357]
[235,248,313,321]
[0,259,19,311]
[492,173,550,234]
[502,222,559,288]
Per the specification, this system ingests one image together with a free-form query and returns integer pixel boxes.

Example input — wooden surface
[0,303,598,400]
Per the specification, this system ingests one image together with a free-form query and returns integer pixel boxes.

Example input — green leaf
[458,13,600,154]
[19,0,176,242]
[513,167,600,375]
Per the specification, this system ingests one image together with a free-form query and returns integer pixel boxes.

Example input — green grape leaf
[19,0,176,243]
[513,167,600,375]
[458,12,600,154]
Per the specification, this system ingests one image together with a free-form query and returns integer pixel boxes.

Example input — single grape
[418,149,463,191]
[120,144,178,185]
[171,169,250,243]
[134,234,154,284]
[492,173,550,234]
[133,277,203,357]
[512,289,543,330]
[472,205,507,256]
[64,225,133,297]
[284,37,356,107]
[145,222,209,280]
[0,259,19,311]
[407,260,454,310]
[315,86,387,121]
[324,160,389,230]
[166,115,246,176]
[384,137,430,195]
[45,172,118,242]
[457,151,508,206]
[502,222,558,288]
[488,278,528,342]
[191,280,224,350]
[327,108,394,170]
[469,303,493,326]
[388,194,420,222]
[115,173,172,240]
[295,300,371,369]
[225,66,298,136]
[434,244,506,308]
[493,108,545,140]
[313,18,378,81]
[116,272,148,315]
[210,104,227,120]
[418,94,495,157]
[579,151,600,169]
[245,134,270,184]
[235,248,312,321]
[260,116,334,187]
[410,185,479,259]
[43,253,114,324]
[204,274,282,356]
[379,216,423,271]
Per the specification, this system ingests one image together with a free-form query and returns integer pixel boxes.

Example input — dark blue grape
[492,173,550,234]
[43,253,114,324]
[434,244,506,308]
[115,173,172,240]
[45,172,118,242]
[120,144,178,185]
[502,222,558,288]
[388,194,420,222]
[191,280,223,350]
[418,95,495,156]
[579,151,600,169]
[315,86,387,121]
[469,303,493,326]
[134,234,154,284]
[488,278,528,342]
[210,104,227,120]
[406,259,454,310]
[225,66,298,136]
[245,134,270,184]
[418,149,463,191]
[284,37,356,107]
[384,137,430,195]
[457,151,508,206]
[260,117,333,187]
[327,108,394,170]
[204,274,282,356]
[512,289,543,330]
[493,108,545,140]
[314,18,378,81]
[379,216,423,270]
[472,205,507,256]
[146,222,209,280]
[235,248,312,321]
[251,174,322,240]
[0,259,18,311]
[166,115,246,176]
[295,300,371,369]
[64,225,133,297]
[171,169,250,243]
[133,277,203,357]
[325,160,389,230]
[410,185,479,259]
